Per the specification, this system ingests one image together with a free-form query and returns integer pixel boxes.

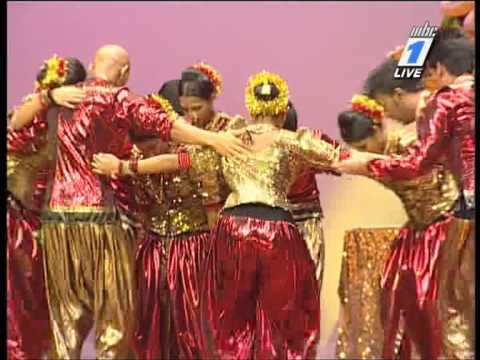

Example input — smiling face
[179,95,214,128]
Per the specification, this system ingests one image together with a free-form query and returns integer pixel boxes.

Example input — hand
[333,149,376,176]
[386,45,405,60]
[91,153,121,177]
[50,86,86,109]
[209,131,251,157]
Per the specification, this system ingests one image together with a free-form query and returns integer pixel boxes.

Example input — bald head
[91,44,131,86]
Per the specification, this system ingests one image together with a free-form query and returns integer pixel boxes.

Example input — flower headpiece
[150,94,180,121]
[245,71,289,117]
[192,62,223,97]
[35,54,68,90]
[350,94,384,123]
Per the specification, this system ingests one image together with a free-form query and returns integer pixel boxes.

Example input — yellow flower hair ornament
[35,54,68,90]
[245,71,289,117]
[149,94,180,121]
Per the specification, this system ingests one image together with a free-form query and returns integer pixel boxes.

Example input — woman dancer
[7,55,87,360]
[129,64,245,359]
[92,71,346,359]
[337,94,459,359]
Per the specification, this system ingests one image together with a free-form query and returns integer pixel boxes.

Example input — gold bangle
[122,161,134,176]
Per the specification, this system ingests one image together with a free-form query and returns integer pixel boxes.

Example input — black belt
[222,203,295,223]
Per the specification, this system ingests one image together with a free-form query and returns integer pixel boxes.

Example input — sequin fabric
[132,112,244,359]
[380,129,459,227]
[189,124,341,211]
[336,228,398,359]
[133,112,240,236]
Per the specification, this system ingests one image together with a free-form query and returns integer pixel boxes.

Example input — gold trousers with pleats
[295,217,325,291]
[41,212,136,359]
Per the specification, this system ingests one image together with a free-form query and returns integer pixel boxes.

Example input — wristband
[129,158,139,174]
[178,152,192,170]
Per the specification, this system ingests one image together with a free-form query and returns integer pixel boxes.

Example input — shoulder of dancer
[207,112,247,131]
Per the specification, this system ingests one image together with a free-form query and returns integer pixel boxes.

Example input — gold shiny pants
[437,218,475,359]
[296,217,325,290]
[336,228,398,359]
[41,215,136,359]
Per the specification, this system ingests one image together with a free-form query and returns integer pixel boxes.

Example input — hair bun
[245,71,289,117]
[181,68,207,82]
[35,54,68,90]
[191,62,223,97]
[253,82,280,101]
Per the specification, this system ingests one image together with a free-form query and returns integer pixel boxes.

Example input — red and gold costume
[188,122,342,359]
[288,168,325,287]
[287,130,341,290]
[132,111,238,360]
[368,75,475,356]
[35,78,175,359]
[377,129,460,359]
[7,110,52,360]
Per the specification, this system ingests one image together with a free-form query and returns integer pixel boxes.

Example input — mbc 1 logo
[394,21,438,79]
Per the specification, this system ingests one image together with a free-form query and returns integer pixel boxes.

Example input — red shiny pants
[381,217,452,360]
[7,198,51,359]
[202,214,320,359]
[134,230,211,359]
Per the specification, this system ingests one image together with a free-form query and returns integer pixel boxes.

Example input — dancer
[337,38,475,357]
[338,94,459,359]
[7,55,87,360]
[132,64,245,360]
[12,44,248,359]
[284,100,340,290]
[93,71,347,359]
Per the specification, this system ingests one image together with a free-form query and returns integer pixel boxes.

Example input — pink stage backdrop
[7,2,441,358]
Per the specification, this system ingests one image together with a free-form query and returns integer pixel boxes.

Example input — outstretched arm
[121,94,250,158]
[337,89,472,180]
[10,86,86,130]
[288,128,349,171]
[92,152,181,177]
[171,117,250,157]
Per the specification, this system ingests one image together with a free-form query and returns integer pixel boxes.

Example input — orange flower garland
[350,94,384,123]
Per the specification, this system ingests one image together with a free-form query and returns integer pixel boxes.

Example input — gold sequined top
[135,112,243,236]
[381,129,458,228]
[188,123,341,211]
[7,108,52,211]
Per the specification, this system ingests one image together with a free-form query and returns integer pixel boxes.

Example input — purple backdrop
[7,1,441,358]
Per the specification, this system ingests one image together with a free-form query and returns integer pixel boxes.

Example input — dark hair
[436,27,467,42]
[283,100,298,131]
[363,58,424,98]
[337,110,376,143]
[425,37,475,76]
[36,57,87,87]
[253,82,280,101]
[179,68,214,100]
[158,79,184,115]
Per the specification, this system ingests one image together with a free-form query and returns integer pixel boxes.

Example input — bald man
[15,44,248,359]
